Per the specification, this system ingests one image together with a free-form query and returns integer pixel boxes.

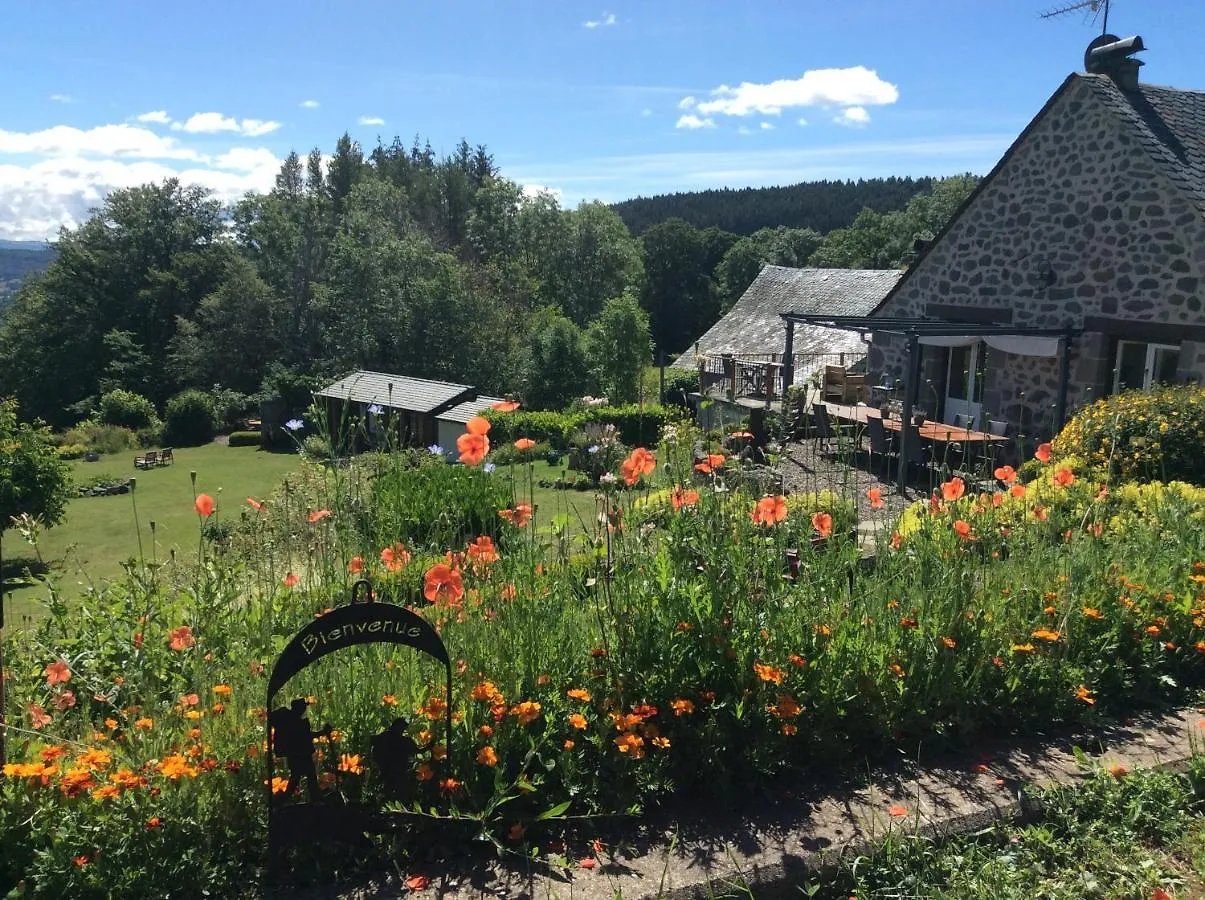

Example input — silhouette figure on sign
[270,698,332,801]
[371,716,420,800]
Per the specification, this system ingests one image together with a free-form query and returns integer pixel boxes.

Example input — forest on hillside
[611,176,939,236]
[0,132,977,427]
[0,243,54,309]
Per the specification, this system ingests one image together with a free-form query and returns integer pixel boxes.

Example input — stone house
[862,38,1205,442]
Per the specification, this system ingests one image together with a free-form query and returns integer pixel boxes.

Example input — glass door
[944,342,985,427]
[1113,341,1179,393]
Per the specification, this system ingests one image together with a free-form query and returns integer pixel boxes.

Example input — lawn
[2,443,301,621]
[492,458,603,536]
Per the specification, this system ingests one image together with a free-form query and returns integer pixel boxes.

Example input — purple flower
[427,444,444,456]
[367,403,384,415]
[284,418,304,432]
[483,462,496,474]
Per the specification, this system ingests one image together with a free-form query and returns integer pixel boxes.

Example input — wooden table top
[824,403,1006,444]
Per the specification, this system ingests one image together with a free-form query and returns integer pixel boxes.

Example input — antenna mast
[1040,0,1110,33]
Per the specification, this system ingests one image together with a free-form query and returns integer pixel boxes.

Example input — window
[1113,341,1179,393]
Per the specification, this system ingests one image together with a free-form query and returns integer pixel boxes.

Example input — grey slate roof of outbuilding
[674,265,903,367]
[1081,74,1205,218]
[437,396,504,424]
[316,370,473,414]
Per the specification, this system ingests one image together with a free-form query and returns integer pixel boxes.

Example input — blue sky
[2,0,1203,240]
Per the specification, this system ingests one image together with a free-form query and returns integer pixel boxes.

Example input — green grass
[2,443,301,621]
[488,458,603,536]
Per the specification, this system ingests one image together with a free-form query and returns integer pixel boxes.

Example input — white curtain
[917,334,1063,357]
[918,335,977,348]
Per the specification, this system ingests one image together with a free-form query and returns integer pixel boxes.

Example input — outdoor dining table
[823,402,1008,447]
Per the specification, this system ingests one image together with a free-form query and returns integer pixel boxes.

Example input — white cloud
[737,126,753,136]
[173,112,240,133]
[520,182,563,202]
[677,96,696,110]
[359,115,386,126]
[300,99,320,109]
[135,110,173,125]
[797,117,809,127]
[49,94,74,104]
[675,114,715,130]
[170,112,279,136]
[583,12,616,28]
[0,124,205,161]
[691,66,898,117]
[834,106,871,127]
[641,108,653,118]
[212,147,280,173]
[760,121,774,130]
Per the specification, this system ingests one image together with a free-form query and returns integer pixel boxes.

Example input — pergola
[780,314,1080,490]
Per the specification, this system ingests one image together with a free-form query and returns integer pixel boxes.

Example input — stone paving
[309,702,1203,900]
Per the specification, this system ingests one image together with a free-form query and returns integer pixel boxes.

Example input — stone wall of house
[869,74,1205,444]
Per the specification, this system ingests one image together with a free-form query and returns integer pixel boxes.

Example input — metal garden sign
[265,579,453,855]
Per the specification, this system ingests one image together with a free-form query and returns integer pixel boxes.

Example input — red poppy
[953,519,974,541]
[1034,442,1052,463]
[28,703,51,729]
[514,438,536,451]
[307,509,331,523]
[1052,467,1075,488]
[811,511,833,538]
[491,400,520,412]
[282,572,300,589]
[424,564,465,606]
[941,477,966,502]
[169,625,196,651]
[751,495,788,526]
[44,659,71,686]
[194,494,215,517]
[671,486,700,511]
[1009,483,1026,498]
[405,873,431,891]
[246,497,264,512]
[993,465,1017,484]
[866,487,884,510]
[347,556,365,574]
[380,544,410,572]
[693,453,726,474]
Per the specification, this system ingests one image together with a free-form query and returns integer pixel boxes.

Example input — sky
[2,0,1204,241]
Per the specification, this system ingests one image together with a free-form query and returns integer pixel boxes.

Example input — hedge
[484,405,673,452]
[226,431,262,447]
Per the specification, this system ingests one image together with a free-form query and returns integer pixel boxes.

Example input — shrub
[135,424,163,448]
[586,405,673,448]
[209,387,253,433]
[227,430,263,448]
[488,441,553,467]
[163,389,216,447]
[1052,385,1205,484]
[56,443,87,460]
[484,405,673,453]
[97,389,160,431]
[661,369,698,411]
[60,423,139,455]
[301,433,335,462]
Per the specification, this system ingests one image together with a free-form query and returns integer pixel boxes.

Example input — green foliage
[163,389,216,447]
[226,431,262,447]
[585,291,652,405]
[485,405,672,453]
[59,423,138,455]
[369,458,513,551]
[661,369,698,411]
[523,309,590,411]
[206,387,253,433]
[1052,384,1205,484]
[487,440,553,467]
[97,388,159,431]
[55,443,87,460]
[639,218,735,353]
[714,226,823,312]
[0,398,72,533]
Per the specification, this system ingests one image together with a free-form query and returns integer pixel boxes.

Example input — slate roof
[316,370,473,414]
[437,396,504,424]
[674,265,903,367]
[1081,73,1205,218]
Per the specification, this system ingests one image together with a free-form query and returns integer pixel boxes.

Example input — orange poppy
[693,453,726,474]
[194,493,215,517]
[498,503,533,527]
[380,543,410,572]
[941,477,966,502]
[1034,442,1052,463]
[282,572,300,589]
[307,508,331,523]
[888,804,908,818]
[467,535,499,567]
[476,746,498,767]
[405,874,432,891]
[1031,505,1049,521]
[423,564,465,606]
[491,400,520,412]
[28,704,51,729]
[993,465,1017,484]
[953,519,974,541]
[811,511,833,539]
[44,659,70,686]
[514,437,536,451]
[1052,467,1075,488]
[169,626,195,651]
[1009,484,1026,498]
[671,485,700,511]
[347,556,365,574]
[457,431,490,466]
[246,497,264,512]
[466,415,491,435]
[751,495,788,526]
[866,487,884,510]
[620,447,656,486]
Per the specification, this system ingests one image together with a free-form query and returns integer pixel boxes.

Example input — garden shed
[434,396,503,458]
[316,370,476,449]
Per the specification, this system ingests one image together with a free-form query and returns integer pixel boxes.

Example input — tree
[0,398,71,537]
[524,308,590,410]
[562,203,644,326]
[715,226,823,312]
[585,292,652,406]
[639,219,736,354]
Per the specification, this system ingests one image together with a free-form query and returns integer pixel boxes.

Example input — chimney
[1084,34,1146,91]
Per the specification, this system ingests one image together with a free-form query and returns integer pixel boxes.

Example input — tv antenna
[1040,0,1111,33]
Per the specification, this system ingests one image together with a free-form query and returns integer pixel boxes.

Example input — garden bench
[133,450,158,469]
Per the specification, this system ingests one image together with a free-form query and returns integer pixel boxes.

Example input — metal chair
[867,415,900,478]
[812,403,858,454]
[953,413,975,431]
[901,424,932,485]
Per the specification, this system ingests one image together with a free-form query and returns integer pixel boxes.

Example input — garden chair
[159,447,174,465]
[813,403,860,455]
[822,366,847,404]
[867,415,900,478]
[901,425,932,484]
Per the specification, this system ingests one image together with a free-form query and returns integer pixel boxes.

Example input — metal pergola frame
[780,314,1080,491]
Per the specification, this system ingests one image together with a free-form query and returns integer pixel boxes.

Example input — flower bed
[2,421,1203,894]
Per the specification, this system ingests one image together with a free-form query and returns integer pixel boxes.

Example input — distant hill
[611,176,937,237]
[0,241,54,309]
